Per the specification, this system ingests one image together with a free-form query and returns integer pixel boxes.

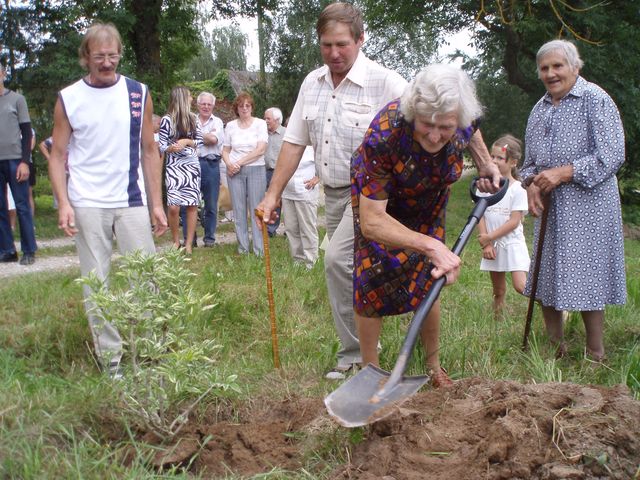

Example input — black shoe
[203,242,215,248]
[19,253,35,265]
[1,251,19,262]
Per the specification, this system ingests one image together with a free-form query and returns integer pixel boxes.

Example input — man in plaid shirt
[258,2,407,379]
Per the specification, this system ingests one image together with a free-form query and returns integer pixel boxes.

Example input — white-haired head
[400,64,483,128]
[197,91,216,105]
[265,107,283,124]
[536,39,583,77]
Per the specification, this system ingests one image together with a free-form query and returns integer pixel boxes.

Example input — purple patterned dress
[351,99,476,317]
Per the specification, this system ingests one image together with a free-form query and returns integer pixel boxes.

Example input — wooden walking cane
[522,195,551,350]
[255,209,281,368]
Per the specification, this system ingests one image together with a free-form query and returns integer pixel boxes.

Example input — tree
[359,0,640,204]
[182,24,248,86]
[210,25,248,71]
[203,0,278,88]
[261,0,326,118]
[358,0,439,79]
[2,0,203,125]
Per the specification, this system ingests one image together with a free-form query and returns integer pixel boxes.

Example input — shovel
[324,177,508,427]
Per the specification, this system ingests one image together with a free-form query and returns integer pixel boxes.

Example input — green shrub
[79,249,239,438]
[187,70,235,101]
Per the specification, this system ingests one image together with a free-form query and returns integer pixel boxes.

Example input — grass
[1,178,638,478]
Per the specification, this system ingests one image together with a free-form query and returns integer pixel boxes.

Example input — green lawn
[1,178,638,478]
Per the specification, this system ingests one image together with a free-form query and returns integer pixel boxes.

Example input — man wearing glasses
[47,22,168,379]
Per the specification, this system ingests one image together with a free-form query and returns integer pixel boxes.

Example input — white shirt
[283,147,318,202]
[197,114,224,157]
[482,181,528,248]
[285,51,407,188]
[223,118,269,166]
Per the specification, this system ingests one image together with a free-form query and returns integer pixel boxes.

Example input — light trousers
[74,206,156,367]
[282,197,318,267]
[227,165,266,255]
[323,185,361,367]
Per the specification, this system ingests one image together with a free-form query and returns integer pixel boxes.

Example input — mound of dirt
[148,378,640,479]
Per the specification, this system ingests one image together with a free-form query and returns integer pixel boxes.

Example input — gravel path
[0,214,325,280]
[0,228,259,280]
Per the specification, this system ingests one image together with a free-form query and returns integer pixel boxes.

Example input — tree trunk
[501,26,537,95]
[257,0,266,85]
[3,0,17,79]
[125,0,163,79]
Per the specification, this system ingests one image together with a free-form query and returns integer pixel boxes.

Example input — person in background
[188,91,224,247]
[159,86,203,254]
[520,39,626,362]
[152,114,161,141]
[38,136,54,163]
[48,22,168,379]
[477,134,530,319]
[257,2,408,380]
[263,107,286,237]
[0,63,37,265]
[39,135,69,208]
[350,64,500,388]
[222,92,268,256]
[218,161,234,224]
[5,188,16,231]
[282,146,320,269]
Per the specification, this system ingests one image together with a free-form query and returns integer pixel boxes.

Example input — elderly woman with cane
[521,40,626,361]
[351,64,500,388]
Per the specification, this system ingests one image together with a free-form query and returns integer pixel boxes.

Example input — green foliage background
[2,0,638,220]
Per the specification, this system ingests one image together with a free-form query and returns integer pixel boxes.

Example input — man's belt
[199,154,221,161]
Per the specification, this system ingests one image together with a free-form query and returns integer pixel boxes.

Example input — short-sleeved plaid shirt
[284,52,407,189]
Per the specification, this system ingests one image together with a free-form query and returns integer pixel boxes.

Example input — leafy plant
[78,249,239,438]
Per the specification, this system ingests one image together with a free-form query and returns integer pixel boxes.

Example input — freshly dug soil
[148,377,640,479]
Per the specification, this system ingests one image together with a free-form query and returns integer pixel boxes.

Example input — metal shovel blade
[324,364,429,427]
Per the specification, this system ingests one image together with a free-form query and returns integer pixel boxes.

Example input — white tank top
[60,75,149,208]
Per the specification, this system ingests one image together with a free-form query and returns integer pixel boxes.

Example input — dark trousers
[181,156,220,245]
[0,159,37,255]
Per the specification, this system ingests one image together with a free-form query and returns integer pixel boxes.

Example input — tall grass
[1,179,638,478]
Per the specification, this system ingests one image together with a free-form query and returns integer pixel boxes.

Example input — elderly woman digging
[350,64,500,388]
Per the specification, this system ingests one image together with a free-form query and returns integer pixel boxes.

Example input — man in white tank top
[48,23,168,379]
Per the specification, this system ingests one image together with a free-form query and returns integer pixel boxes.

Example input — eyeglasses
[198,103,213,107]
[90,54,121,63]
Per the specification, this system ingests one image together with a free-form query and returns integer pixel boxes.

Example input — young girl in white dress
[477,134,530,319]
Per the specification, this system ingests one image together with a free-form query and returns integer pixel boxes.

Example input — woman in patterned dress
[159,86,203,254]
[521,40,626,361]
[351,64,500,388]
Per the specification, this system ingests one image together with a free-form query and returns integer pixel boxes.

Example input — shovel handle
[255,209,280,368]
[377,178,507,396]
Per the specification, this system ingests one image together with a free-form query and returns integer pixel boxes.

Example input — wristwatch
[522,176,535,188]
